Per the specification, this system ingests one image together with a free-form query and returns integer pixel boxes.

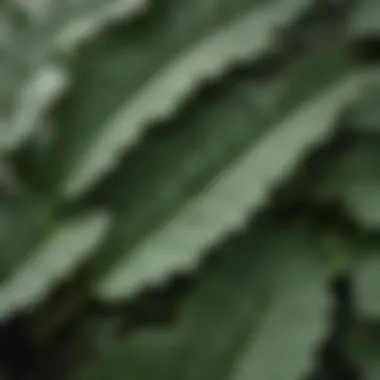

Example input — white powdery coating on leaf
[95,74,360,301]
[63,0,309,198]
[0,212,110,321]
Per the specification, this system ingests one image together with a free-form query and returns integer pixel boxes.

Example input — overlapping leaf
[354,243,380,317]
[344,75,380,133]
[0,0,149,155]
[0,192,53,282]
[40,0,312,198]
[13,0,150,46]
[349,0,380,38]
[313,133,380,230]
[73,219,330,380]
[0,1,378,378]
[86,47,359,301]
[0,191,110,320]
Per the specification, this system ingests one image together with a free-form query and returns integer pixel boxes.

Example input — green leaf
[0,0,149,155]
[13,0,150,50]
[354,245,380,317]
[44,0,311,198]
[344,73,380,133]
[342,185,380,229]
[73,220,330,380]
[313,135,380,230]
[0,192,53,282]
[0,208,110,320]
[0,64,68,155]
[92,47,359,301]
[349,0,380,37]
[0,161,25,195]
[348,322,380,380]
[69,313,128,373]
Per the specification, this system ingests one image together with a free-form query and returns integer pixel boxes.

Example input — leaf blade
[349,0,380,38]
[45,0,310,197]
[313,132,380,230]
[354,248,380,318]
[0,0,149,155]
[94,47,359,301]
[73,220,331,380]
[0,209,110,321]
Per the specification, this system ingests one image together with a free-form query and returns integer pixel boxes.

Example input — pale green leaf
[45,0,311,198]
[349,0,380,37]
[92,48,359,301]
[0,210,110,320]
[74,220,330,380]
[313,134,380,230]
[342,185,380,229]
[344,72,380,133]
[13,0,150,49]
[0,0,149,155]
[354,248,380,317]
[0,64,68,155]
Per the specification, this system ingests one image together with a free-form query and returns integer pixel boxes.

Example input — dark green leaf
[91,47,358,301]
[43,0,311,197]
[73,219,331,380]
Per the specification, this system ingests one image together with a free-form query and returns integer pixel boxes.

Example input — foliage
[0,0,379,379]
